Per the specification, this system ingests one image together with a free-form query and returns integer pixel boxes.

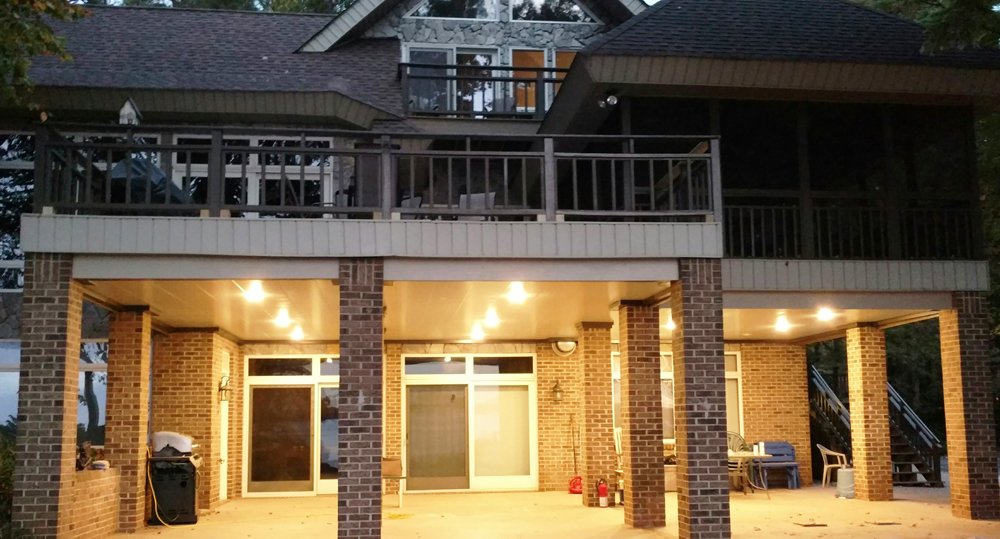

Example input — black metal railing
[399,63,570,119]
[808,365,854,462]
[35,126,721,223]
[888,383,944,485]
[724,194,979,260]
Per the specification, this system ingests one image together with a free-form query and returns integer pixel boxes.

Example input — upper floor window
[409,0,498,19]
[511,0,595,22]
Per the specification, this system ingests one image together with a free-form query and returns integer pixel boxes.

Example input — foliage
[0,0,87,107]
[858,0,1000,52]
[0,136,34,260]
[85,0,355,13]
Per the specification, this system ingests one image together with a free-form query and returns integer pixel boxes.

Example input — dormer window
[511,0,596,22]
[408,0,498,20]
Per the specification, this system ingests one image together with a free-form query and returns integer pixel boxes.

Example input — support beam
[13,253,82,539]
[846,324,893,502]
[338,258,384,539]
[940,292,1000,519]
[618,302,665,528]
[671,258,730,539]
[577,322,616,507]
[105,309,152,532]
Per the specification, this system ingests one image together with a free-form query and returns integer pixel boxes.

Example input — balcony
[34,126,719,223]
[399,63,569,119]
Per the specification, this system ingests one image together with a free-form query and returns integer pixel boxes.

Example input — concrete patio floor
[126,487,1000,538]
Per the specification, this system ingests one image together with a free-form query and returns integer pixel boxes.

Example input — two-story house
[2,0,1000,538]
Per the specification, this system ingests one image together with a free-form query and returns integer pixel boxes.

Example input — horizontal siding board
[720,259,987,292]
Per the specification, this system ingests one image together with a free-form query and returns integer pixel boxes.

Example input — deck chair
[817,444,848,488]
[399,196,422,220]
[614,427,624,492]
[758,441,801,489]
[726,431,750,493]
[458,192,496,221]
[727,431,749,452]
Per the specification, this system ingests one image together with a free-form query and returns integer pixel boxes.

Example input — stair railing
[808,365,853,461]
[887,383,944,485]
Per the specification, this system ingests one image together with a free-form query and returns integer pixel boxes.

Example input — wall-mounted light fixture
[218,375,231,402]
[551,341,577,357]
[551,381,564,403]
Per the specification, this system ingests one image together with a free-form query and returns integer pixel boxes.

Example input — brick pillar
[383,343,401,496]
[671,259,730,539]
[577,322,616,507]
[940,292,1000,520]
[846,324,893,502]
[339,258,384,539]
[13,253,82,539]
[105,309,152,533]
[618,302,665,528]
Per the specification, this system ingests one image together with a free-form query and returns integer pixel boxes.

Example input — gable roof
[28,6,406,123]
[583,0,1000,69]
[300,0,646,52]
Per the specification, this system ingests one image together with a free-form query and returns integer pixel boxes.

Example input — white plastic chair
[614,427,624,491]
[817,444,848,487]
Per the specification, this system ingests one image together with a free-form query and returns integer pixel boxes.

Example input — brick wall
[338,258,384,539]
[619,302,665,528]
[846,325,893,502]
[739,342,812,486]
[216,334,241,502]
[384,343,402,495]
[105,309,152,532]
[66,470,120,539]
[575,324,614,504]
[14,253,82,539]
[671,258,730,539]
[940,292,1000,520]
[537,339,583,493]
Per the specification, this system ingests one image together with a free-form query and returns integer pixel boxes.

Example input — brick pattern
[13,253,82,539]
[537,341,583,493]
[671,259,731,539]
[105,309,152,532]
[576,323,615,505]
[338,258,384,539]
[846,325,893,502]
[217,335,241,502]
[619,303,665,528]
[739,342,813,486]
[383,343,402,496]
[940,292,1000,520]
[66,470,120,539]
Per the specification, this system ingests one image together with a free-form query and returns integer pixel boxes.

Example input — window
[511,50,545,111]
[0,342,19,440]
[511,0,595,22]
[79,341,108,446]
[409,0,497,19]
[612,351,742,440]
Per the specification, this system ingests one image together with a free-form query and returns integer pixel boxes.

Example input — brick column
[940,292,1000,520]
[13,253,82,539]
[339,258,384,539]
[671,259,730,539]
[105,309,152,533]
[383,343,401,496]
[577,322,616,507]
[846,324,893,502]
[618,302,665,528]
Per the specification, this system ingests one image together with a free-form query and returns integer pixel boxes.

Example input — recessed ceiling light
[664,314,676,331]
[505,282,529,304]
[817,308,835,322]
[325,358,333,363]
[243,280,265,302]
[775,315,791,332]
[273,308,292,327]
[290,326,304,341]
[443,356,452,363]
[470,322,486,341]
[484,307,500,328]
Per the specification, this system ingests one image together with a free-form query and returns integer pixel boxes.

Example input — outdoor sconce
[551,381,564,403]
[218,375,231,402]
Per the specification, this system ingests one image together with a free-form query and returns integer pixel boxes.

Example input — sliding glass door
[407,385,469,490]
[248,386,313,493]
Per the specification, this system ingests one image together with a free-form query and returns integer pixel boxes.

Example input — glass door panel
[456,51,496,115]
[511,50,545,114]
[317,386,339,494]
[248,386,313,493]
[471,384,534,489]
[406,385,469,490]
[409,49,450,113]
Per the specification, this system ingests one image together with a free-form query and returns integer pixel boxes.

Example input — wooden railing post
[207,129,223,217]
[534,70,546,120]
[33,126,51,212]
[710,138,723,223]
[380,134,394,219]
[543,137,557,221]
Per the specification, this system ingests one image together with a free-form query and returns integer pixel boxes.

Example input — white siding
[722,259,989,292]
[21,215,723,260]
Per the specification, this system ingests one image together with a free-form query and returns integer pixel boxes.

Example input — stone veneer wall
[66,470,120,539]
[365,0,605,59]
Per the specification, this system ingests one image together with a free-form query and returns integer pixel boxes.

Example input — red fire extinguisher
[597,478,609,508]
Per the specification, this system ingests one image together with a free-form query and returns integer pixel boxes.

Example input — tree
[859,0,1000,52]
[0,0,87,107]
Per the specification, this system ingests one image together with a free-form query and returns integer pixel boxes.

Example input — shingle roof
[584,0,1000,69]
[29,6,405,116]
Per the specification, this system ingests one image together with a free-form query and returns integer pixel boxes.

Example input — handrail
[808,365,853,462]
[888,383,943,484]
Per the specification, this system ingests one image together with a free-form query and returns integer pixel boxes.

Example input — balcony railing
[399,63,570,119]
[34,126,720,223]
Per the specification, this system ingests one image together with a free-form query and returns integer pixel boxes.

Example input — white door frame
[219,353,230,502]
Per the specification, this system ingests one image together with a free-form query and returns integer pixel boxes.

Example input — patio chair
[399,196,422,220]
[614,427,624,493]
[458,192,497,221]
[727,431,749,453]
[817,444,848,488]
[758,441,801,489]
[728,453,752,495]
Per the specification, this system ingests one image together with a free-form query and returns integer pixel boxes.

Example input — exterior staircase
[808,365,944,488]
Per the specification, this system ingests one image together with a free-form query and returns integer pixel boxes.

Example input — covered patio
[123,487,1000,539]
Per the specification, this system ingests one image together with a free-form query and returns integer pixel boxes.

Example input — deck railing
[34,126,720,223]
[399,63,570,119]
